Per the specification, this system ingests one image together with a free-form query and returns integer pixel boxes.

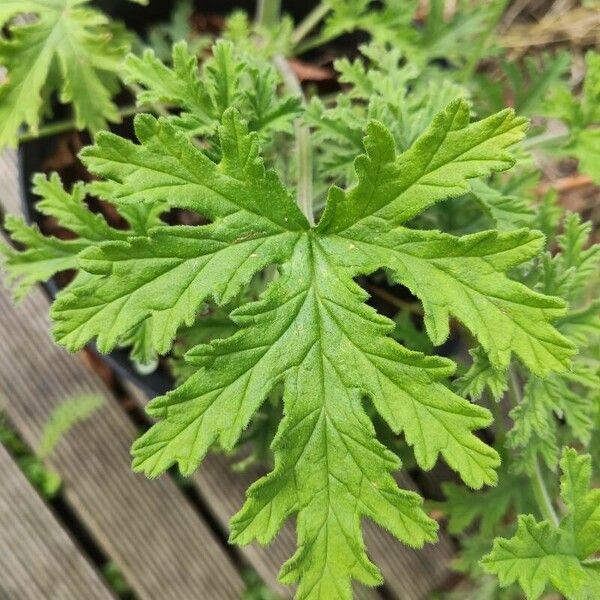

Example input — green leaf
[478,51,571,117]
[51,111,306,354]
[140,237,447,597]
[1,173,162,369]
[320,0,493,68]
[442,466,533,537]
[469,179,534,230]
[508,208,600,472]
[318,104,574,375]
[555,213,600,303]
[544,51,600,184]
[125,41,301,141]
[1,214,88,301]
[47,100,575,598]
[1,173,128,300]
[455,347,508,402]
[125,41,215,134]
[482,449,600,600]
[317,100,528,231]
[120,319,158,370]
[0,0,130,147]
[307,43,469,187]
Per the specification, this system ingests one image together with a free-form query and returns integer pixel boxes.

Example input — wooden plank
[0,280,246,600]
[0,150,19,213]
[0,151,246,600]
[0,444,114,600]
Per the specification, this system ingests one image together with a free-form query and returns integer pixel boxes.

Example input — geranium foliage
[2,3,599,598]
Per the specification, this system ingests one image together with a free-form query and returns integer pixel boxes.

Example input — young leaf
[455,347,508,402]
[508,211,600,472]
[544,51,600,184]
[477,51,571,117]
[125,41,301,142]
[482,448,600,600]
[0,0,131,147]
[442,466,534,537]
[469,179,534,230]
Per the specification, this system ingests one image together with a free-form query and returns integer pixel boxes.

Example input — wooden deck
[0,150,454,599]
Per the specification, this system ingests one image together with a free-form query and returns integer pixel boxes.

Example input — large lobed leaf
[46,98,575,598]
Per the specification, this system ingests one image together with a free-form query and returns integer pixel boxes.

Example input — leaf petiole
[273,55,315,225]
[18,105,141,144]
[255,0,282,29]
[508,367,560,526]
[291,3,331,47]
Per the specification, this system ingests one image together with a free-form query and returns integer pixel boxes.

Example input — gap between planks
[0,444,114,600]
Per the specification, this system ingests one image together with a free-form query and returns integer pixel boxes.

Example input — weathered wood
[0,150,19,213]
[0,444,114,600]
[0,151,246,600]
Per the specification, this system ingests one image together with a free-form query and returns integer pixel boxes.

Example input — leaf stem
[292,3,331,47]
[507,367,559,526]
[256,0,282,29]
[532,455,560,526]
[365,284,423,315]
[295,33,331,56]
[521,129,569,150]
[18,104,142,144]
[507,367,521,408]
[273,55,314,225]
[487,395,506,450]
[460,0,509,83]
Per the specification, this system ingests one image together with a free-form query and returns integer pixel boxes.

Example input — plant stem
[507,367,521,408]
[256,0,282,29]
[292,3,331,47]
[507,367,559,527]
[273,54,314,225]
[460,0,509,83]
[365,284,423,315]
[521,129,569,150]
[18,105,141,143]
[295,34,331,56]
[532,455,560,526]
[487,395,506,450]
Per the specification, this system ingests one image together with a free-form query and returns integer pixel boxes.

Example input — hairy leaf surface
[47,99,575,598]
